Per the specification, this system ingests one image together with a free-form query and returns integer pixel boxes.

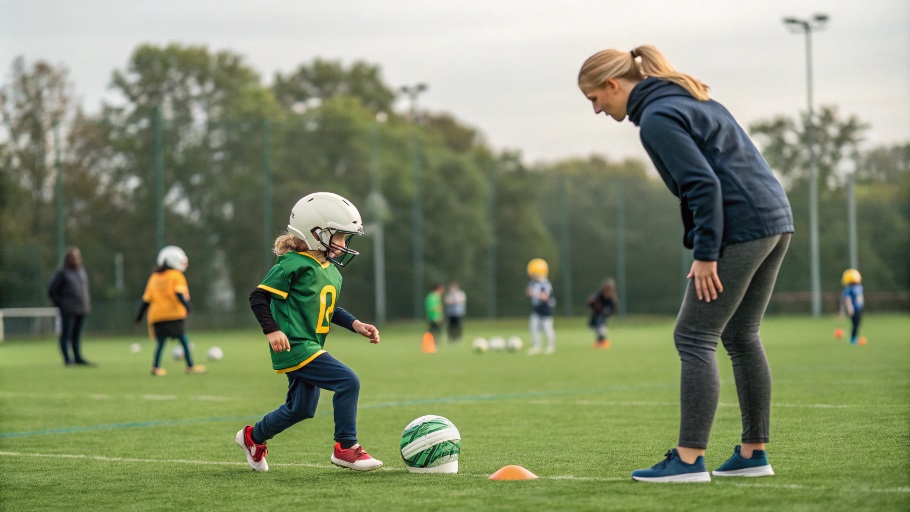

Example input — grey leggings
[675,233,791,449]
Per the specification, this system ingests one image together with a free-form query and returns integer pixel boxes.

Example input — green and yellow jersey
[257,252,343,373]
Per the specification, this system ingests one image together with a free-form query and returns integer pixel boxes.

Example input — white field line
[0,391,881,410]
[0,451,907,494]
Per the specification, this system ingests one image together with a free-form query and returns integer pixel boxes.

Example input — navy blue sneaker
[631,449,711,482]
[712,445,774,477]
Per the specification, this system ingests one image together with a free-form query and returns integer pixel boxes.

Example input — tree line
[1,44,907,331]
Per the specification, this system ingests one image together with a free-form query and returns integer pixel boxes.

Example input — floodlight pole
[370,112,389,324]
[53,124,65,265]
[783,13,828,317]
[401,83,428,320]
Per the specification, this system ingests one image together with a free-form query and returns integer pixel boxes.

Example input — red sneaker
[235,425,268,472]
[331,443,383,471]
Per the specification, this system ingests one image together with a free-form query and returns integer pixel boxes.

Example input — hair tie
[630,50,636,58]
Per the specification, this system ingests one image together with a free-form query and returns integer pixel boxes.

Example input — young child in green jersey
[236,192,382,472]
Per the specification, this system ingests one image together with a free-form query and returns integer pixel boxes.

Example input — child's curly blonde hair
[273,232,309,256]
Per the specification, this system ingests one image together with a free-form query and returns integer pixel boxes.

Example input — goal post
[0,307,60,342]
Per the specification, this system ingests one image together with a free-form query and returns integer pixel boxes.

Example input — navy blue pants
[253,352,360,446]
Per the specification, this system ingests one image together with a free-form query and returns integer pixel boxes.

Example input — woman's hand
[688,260,723,302]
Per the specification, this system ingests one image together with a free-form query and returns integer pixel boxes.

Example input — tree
[749,105,868,189]
[272,59,396,115]
[0,57,73,305]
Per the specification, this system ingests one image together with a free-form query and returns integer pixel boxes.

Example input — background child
[424,283,445,344]
[444,281,467,342]
[587,278,618,349]
[238,192,382,473]
[134,245,206,376]
[526,258,556,355]
[840,268,865,345]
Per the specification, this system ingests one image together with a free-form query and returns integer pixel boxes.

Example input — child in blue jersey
[236,192,383,473]
[526,258,556,355]
[840,269,865,345]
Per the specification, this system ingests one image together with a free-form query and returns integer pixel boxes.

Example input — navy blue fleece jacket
[627,77,793,261]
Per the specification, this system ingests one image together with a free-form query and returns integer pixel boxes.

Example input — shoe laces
[653,450,675,469]
[246,431,268,461]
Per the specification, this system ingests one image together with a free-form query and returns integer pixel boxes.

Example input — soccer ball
[506,335,523,352]
[400,415,461,473]
[472,337,489,353]
[172,345,185,360]
[130,343,142,353]
[206,346,224,361]
[489,336,506,351]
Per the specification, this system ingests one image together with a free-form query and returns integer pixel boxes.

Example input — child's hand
[353,320,380,344]
[267,330,291,352]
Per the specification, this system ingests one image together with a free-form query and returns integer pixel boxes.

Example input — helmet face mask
[315,228,360,267]
[289,192,364,267]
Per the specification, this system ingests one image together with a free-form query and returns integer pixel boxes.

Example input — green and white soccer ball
[472,337,489,353]
[506,335,523,352]
[400,415,461,473]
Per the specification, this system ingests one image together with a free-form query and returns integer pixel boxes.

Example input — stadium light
[401,83,428,319]
[783,13,829,316]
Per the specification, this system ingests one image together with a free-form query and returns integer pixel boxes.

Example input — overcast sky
[2,0,908,165]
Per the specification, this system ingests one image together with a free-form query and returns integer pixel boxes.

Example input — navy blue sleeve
[176,292,191,314]
[640,112,723,261]
[331,307,357,332]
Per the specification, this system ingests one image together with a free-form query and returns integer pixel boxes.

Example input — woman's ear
[605,78,620,93]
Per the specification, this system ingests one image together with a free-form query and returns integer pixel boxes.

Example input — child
[526,258,556,355]
[579,45,792,481]
[840,269,865,345]
[237,192,382,473]
[444,281,467,342]
[425,283,445,344]
[587,278,618,349]
[134,245,206,376]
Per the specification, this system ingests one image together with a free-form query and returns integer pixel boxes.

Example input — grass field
[1,314,908,511]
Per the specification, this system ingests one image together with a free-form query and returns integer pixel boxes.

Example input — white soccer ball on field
[172,345,184,360]
[206,346,224,361]
[130,343,142,353]
[489,336,506,351]
[472,337,489,353]
[400,415,461,473]
[506,335,523,352]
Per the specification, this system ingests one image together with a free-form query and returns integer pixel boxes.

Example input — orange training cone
[421,332,437,353]
[489,465,538,480]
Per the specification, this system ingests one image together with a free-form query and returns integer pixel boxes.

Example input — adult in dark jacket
[48,246,94,366]
[578,45,793,483]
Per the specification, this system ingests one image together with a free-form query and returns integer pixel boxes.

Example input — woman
[578,45,793,482]
[48,246,93,366]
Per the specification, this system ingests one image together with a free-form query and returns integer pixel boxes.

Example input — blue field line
[0,384,672,438]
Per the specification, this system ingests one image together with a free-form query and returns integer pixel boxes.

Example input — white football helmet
[288,192,364,266]
[157,245,188,272]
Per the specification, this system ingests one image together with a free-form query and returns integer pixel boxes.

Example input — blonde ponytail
[632,45,709,101]
[273,232,308,256]
[578,45,709,101]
